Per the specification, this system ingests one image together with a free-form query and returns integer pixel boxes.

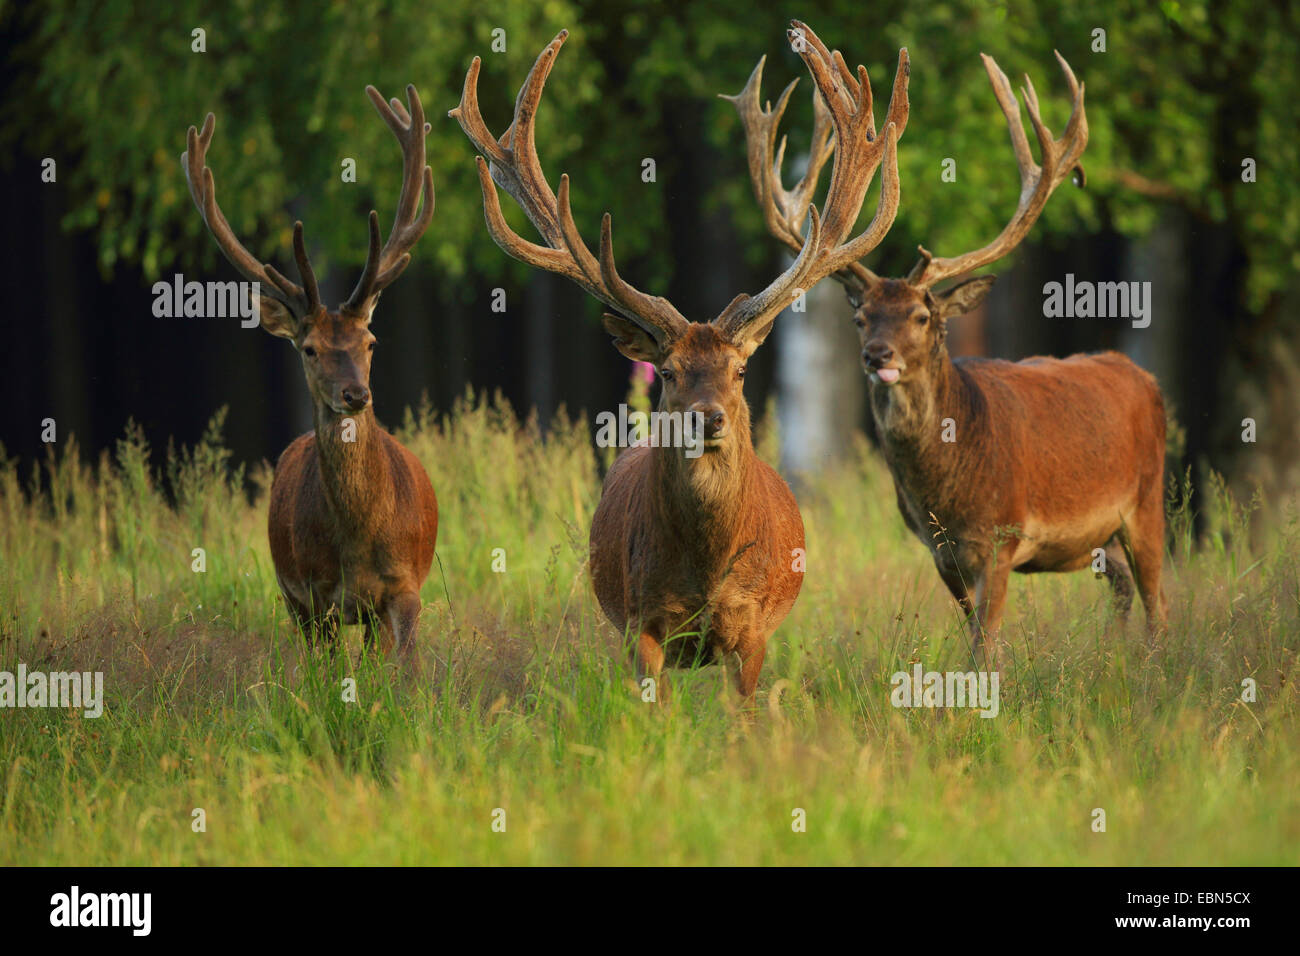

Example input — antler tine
[792,22,860,114]
[597,214,690,330]
[345,84,436,311]
[719,57,834,259]
[450,56,509,167]
[716,21,909,336]
[787,90,836,229]
[260,221,322,314]
[451,30,689,345]
[908,51,1088,288]
[723,54,883,306]
[716,204,825,331]
[182,114,319,316]
[451,37,603,285]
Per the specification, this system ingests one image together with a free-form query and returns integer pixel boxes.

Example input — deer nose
[689,402,728,439]
[341,385,371,410]
[863,343,895,368]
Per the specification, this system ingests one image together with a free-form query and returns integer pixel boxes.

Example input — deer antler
[721,57,834,264]
[714,21,909,332]
[907,50,1087,289]
[345,84,436,313]
[450,30,690,347]
[182,113,322,318]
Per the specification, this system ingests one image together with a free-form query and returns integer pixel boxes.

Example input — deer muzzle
[862,343,903,385]
[340,384,372,412]
[689,402,729,444]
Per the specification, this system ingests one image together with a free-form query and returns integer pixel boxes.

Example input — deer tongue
[875,368,900,384]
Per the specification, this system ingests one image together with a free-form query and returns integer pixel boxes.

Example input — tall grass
[0,393,1296,865]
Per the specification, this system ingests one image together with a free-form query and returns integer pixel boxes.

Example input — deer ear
[256,296,299,340]
[933,275,996,319]
[602,313,664,364]
[734,315,777,359]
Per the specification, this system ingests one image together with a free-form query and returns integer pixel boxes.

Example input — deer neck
[870,346,978,515]
[312,403,391,532]
[652,417,756,565]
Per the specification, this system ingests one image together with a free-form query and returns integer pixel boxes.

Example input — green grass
[1,391,1297,865]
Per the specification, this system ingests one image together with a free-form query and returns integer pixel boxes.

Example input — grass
[0,391,1297,865]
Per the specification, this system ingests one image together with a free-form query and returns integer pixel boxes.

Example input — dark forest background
[2,0,1298,518]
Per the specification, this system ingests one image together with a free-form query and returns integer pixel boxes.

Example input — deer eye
[659,367,674,382]
[915,311,930,324]
[853,316,866,329]
[737,364,747,379]
[302,346,316,357]
[367,341,376,351]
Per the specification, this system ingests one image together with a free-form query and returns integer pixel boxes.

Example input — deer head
[850,275,998,387]
[603,319,759,448]
[729,45,1087,391]
[451,23,908,456]
[182,85,435,417]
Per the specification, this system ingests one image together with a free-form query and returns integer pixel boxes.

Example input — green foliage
[0,398,1297,864]
[5,0,1297,306]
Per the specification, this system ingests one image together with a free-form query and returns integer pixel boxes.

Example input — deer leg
[321,606,342,653]
[1101,536,1135,622]
[295,604,341,661]
[969,558,1011,668]
[727,640,768,711]
[357,606,383,653]
[1125,493,1169,635]
[633,629,668,704]
[385,591,423,661]
[281,582,331,648]
[282,588,314,637]
[937,567,975,618]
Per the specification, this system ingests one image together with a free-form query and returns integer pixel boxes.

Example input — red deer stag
[182,85,438,658]
[730,36,1167,664]
[451,24,908,702]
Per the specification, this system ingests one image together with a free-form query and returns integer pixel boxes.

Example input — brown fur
[589,324,805,703]
[183,87,437,658]
[450,30,829,703]
[263,305,437,657]
[855,278,1167,662]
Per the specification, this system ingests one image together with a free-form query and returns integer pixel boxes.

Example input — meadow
[0,392,1296,865]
